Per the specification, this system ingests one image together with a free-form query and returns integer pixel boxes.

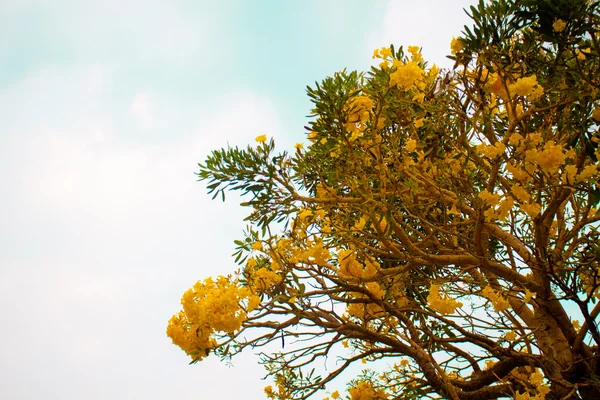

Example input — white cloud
[0,0,220,66]
[0,64,283,399]
[130,91,156,129]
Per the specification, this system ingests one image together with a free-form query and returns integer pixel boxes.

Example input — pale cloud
[0,62,283,399]
[0,0,221,66]
[130,91,156,129]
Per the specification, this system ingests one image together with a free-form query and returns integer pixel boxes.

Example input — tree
[166,0,600,398]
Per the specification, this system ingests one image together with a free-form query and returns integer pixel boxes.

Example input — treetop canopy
[168,0,600,399]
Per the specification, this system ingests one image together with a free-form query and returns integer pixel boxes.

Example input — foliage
[168,0,600,398]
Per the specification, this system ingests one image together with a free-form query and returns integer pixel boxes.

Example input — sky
[0,1,475,398]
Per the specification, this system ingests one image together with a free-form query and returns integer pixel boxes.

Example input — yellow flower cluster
[337,249,378,280]
[552,19,567,32]
[166,276,258,360]
[514,370,551,399]
[346,300,386,321]
[504,330,517,341]
[488,72,509,99]
[536,142,566,175]
[264,382,290,400]
[506,162,531,182]
[478,190,501,206]
[484,197,514,221]
[563,163,599,183]
[348,381,388,400]
[511,184,530,203]
[390,60,424,91]
[344,95,374,137]
[322,390,341,400]
[345,281,387,321]
[450,37,464,55]
[477,141,506,158]
[373,47,393,59]
[427,284,462,315]
[509,75,544,100]
[521,202,541,218]
[298,239,332,266]
[481,285,510,312]
[407,45,422,62]
[251,265,282,291]
[405,139,417,152]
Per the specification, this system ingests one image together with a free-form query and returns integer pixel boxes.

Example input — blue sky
[0,1,474,398]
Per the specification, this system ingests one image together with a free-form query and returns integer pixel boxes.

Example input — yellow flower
[379,47,392,58]
[563,164,577,183]
[538,384,551,396]
[366,282,385,299]
[505,331,517,341]
[538,142,566,175]
[553,19,567,32]
[331,390,340,399]
[478,190,501,206]
[511,184,530,203]
[427,284,463,315]
[167,276,251,359]
[509,75,544,100]
[407,45,422,62]
[255,134,267,143]
[577,164,598,182]
[507,163,530,182]
[348,381,387,400]
[345,95,373,127]
[450,37,464,54]
[389,61,424,90]
[521,202,541,217]
[481,285,510,312]
[251,267,282,291]
[514,391,531,400]
[294,142,303,150]
[264,385,275,398]
[509,133,524,146]
[530,370,544,386]
[405,139,417,152]
[477,142,505,158]
[252,241,263,251]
